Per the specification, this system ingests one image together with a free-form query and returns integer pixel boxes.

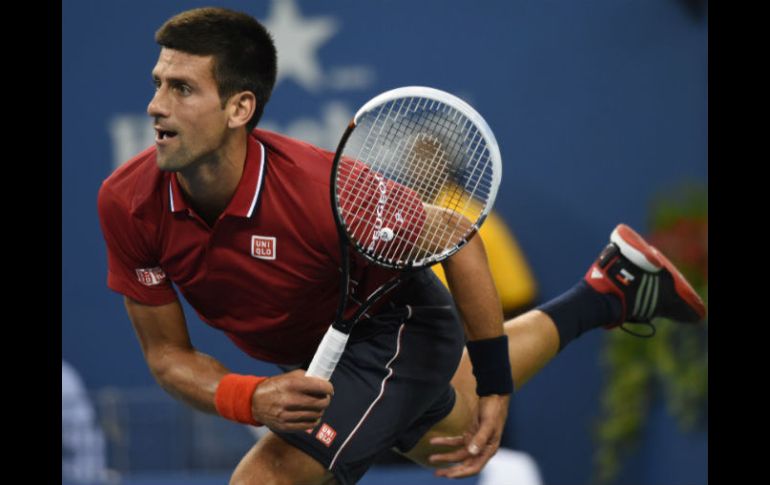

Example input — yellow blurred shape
[432,209,537,313]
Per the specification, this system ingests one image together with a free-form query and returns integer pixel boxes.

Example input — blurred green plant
[592,184,708,485]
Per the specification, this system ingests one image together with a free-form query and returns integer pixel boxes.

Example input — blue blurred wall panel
[63,1,707,484]
[99,467,477,485]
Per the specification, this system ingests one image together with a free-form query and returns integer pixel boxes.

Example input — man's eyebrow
[151,72,197,86]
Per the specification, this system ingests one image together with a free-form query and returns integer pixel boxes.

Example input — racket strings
[401,109,491,262]
[400,122,489,252]
[388,132,458,263]
[338,96,496,266]
[369,99,461,261]
[346,103,488,263]
[341,96,416,243]
[415,114,489,259]
[344,97,431,249]
[376,134,437,263]
[402,136,468,261]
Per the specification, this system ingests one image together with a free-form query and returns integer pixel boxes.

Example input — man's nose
[147,88,169,118]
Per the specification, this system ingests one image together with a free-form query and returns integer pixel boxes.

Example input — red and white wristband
[214,374,267,426]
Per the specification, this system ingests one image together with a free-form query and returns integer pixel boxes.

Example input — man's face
[148,48,230,171]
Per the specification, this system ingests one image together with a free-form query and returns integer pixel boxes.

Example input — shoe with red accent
[584,224,706,334]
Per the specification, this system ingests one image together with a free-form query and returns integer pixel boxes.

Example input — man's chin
[155,157,182,172]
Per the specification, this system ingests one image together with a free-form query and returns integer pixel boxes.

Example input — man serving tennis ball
[97,7,705,484]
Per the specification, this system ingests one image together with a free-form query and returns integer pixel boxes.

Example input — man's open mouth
[157,129,178,140]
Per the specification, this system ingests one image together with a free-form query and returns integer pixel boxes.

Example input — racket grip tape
[306,327,350,380]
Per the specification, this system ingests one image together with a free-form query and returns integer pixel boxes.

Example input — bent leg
[405,222,707,468]
[230,432,336,485]
[405,310,560,466]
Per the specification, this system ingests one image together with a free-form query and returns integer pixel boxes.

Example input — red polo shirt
[97,129,408,364]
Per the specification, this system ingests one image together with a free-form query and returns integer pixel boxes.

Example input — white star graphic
[263,0,339,92]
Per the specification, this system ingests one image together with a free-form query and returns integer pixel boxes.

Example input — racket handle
[306,327,350,380]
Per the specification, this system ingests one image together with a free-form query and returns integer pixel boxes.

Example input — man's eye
[177,85,192,95]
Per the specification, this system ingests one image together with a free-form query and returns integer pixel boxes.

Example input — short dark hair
[155,7,278,131]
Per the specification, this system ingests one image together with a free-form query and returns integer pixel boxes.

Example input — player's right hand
[251,369,334,432]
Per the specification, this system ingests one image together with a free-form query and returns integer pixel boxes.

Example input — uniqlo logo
[135,267,166,286]
[251,235,276,260]
[315,423,337,447]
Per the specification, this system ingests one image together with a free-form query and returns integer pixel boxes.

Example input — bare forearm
[442,235,504,340]
[148,347,231,414]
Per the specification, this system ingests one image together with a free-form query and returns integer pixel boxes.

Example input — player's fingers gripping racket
[306,86,503,379]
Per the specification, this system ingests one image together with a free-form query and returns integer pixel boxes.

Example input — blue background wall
[62,1,707,484]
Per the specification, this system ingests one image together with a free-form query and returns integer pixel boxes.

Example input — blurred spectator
[478,447,543,485]
[62,360,108,484]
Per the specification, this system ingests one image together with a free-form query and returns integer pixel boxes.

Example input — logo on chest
[251,235,277,260]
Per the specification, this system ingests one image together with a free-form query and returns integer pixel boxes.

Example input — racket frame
[307,86,502,379]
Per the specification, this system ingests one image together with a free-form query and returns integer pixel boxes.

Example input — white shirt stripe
[246,141,266,218]
[168,181,175,212]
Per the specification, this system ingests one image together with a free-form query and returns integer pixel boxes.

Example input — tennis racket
[306,86,503,379]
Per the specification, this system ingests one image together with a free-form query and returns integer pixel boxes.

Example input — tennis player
[97,7,705,484]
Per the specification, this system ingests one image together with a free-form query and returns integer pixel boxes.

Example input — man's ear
[226,91,257,129]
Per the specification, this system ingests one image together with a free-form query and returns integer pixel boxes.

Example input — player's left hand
[427,394,510,478]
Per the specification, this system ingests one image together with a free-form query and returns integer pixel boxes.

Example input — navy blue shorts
[273,270,466,484]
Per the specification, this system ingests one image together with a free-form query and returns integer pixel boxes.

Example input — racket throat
[346,271,412,326]
[334,240,352,324]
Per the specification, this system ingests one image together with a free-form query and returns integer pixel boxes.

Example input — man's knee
[230,432,334,485]
[402,386,477,467]
[229,439,290,485]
